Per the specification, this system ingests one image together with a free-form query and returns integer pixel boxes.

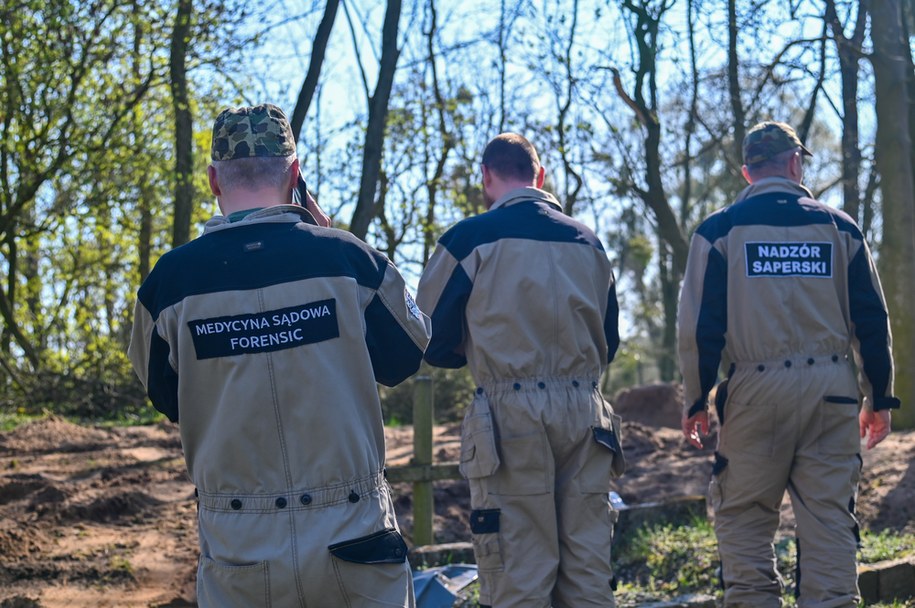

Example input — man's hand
[860,408,891,450]
[682,409,710,449]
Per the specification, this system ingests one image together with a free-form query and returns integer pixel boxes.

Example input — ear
[535,166,546,189]
[741,165,753,185]
[481,164,492,188]
[207,165,221,196]
[789,151,803,182]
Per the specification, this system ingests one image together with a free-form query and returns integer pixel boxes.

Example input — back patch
[745,242,832,278]
[188,299,339,359]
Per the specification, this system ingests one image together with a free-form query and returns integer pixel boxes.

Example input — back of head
[210,103,297,192]
[482,133,541,183]
[742,121,812,179]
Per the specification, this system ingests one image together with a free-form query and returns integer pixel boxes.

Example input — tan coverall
[678,178,900,608]
[129,206,432,607]
[416,187,625,608]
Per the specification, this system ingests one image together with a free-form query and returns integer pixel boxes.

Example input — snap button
[513,383,521,390]
[784,360,792,368]
[476,387,483,395]
[807,358,815,365]
[348,491,360,503]
[832,354,839,362]
[300,494,312,505]
[275,497,287,509]
[537,382,546,389]
[230,499,242,510]
[757,364,765,372]
[572,380,579,387]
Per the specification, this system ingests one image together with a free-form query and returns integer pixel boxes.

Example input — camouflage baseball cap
[742,121,812,166]
[210,103,296,161]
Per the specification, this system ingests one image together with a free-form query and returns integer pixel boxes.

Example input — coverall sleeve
[415,242,472,369]
[677,230,728,417]
[364,260,432,387]
[847,237,900,411]
[605,270,621,363]
[127,296,180,422]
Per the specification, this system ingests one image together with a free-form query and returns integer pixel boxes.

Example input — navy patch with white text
[745,242,832,278]
[188,299,339,359]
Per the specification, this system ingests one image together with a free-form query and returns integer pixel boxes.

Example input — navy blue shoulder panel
[139,224,388,319]
[439,201,604,262]
[695,192,864,244]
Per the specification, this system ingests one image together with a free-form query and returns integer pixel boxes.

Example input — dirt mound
[0,416,110,454]
[613,383,684,429]
[63,490,163,523]
[0,474,49,505]
[0,524,50,561]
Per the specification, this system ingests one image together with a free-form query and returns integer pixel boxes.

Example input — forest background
[1,0,915,428]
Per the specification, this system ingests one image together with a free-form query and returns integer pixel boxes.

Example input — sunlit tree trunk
[170,0,194,247]
[350,0,402,240]
[869,0,915,428]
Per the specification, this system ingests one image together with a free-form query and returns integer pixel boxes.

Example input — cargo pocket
[580,413,626,493]
[469,508,504,573]
[459,395,501,480]
[329,529,411,607]
[198,556,270,608]
[818,396,861,455]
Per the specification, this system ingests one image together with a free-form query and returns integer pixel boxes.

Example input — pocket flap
[592,426,621,455]
[328,528,408,564]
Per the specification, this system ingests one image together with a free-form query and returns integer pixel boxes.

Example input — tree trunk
[825,0,867,224]
[727,0,746,171]
[349,0,402,240]
[170,0,194,248]
[869,0,915,428]
[290,0,340,141]
[422,0,453,264]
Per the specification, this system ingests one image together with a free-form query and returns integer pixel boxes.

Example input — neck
[487,181,536,207]
[217,189,290,216]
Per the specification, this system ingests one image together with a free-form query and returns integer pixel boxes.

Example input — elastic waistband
[733,353,848,373]
[197,471,384,513]
[478,377,600,395]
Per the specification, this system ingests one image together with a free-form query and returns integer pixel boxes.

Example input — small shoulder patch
[405,289,422,320]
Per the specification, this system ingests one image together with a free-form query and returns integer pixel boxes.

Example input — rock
[858,556,915,603]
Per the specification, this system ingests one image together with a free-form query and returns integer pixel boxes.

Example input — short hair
[482,133,540,183]
[212,155,295,192]
[744,147,798,180]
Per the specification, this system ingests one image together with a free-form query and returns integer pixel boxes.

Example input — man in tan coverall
[679,121,899,608]
[416,133,624,608]
[129,104,431,607]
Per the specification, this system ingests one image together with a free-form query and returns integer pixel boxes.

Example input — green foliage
[858,529,915,564]
[379,364,476,425]
[615,517,719,595]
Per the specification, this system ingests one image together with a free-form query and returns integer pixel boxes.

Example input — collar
[204,204,319,234]
[489,187,562,211]
[227,207,265,223]
[735,177,814,203]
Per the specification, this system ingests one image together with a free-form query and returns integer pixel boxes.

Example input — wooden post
[411,376,434,547]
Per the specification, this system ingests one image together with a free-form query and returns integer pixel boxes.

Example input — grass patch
[859,529,915,564]
[613,519,915,606]
[0,410,36,432]
[615,516,719,599]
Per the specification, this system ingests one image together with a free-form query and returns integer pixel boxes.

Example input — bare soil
[1,384,913,606]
